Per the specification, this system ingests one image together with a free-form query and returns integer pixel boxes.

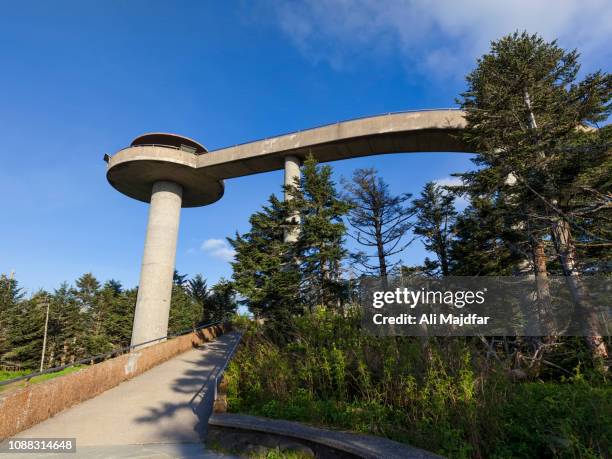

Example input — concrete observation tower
[107,133,225,347]
[106,109,469,347]
[106,133,303,347]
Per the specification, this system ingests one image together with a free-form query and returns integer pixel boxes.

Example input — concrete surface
[0,325,229,440]
[209,413,443,459]
[0,444,235,459]
[131,181,183,347]
[283,155,301,243]
[132,133,208,154]
[4,332,241,459]
[107,109,470,207]
[106,145,224,207]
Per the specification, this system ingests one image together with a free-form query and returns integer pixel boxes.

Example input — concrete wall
[0,324,230,440]
[208,413,443,459]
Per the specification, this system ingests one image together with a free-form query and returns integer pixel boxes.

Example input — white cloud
[270,0,612,78]
[433,176,469,209]
[433,176,463,188]
[201,238,236,262]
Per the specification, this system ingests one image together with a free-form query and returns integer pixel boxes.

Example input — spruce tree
[48,283,85,366]
[187,274,208,307]
[173,270,189,287]
[206,279,237,321]
[168,285,202,334]
[449,196,522,276]
[98,281,133,348]
[4,291,47,369]
[287,156,350,309]
[458,31,611,366]
[0,274,25,365]
[229,195,301,320]
[409,182,457,277]
[75,273,100,311]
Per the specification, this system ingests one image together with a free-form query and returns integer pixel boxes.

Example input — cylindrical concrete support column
[283,156,301,243]
[131,180,183,348]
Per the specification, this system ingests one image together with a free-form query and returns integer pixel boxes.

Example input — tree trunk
[376,237,387,279]
[374,218,389,290]
[440,246,449,277]
[551,217,609,369]
[437,231,450,277]
[532,237,554,332]
[523,88,607,369]
[47,342,55,368]
[59,340,66,366]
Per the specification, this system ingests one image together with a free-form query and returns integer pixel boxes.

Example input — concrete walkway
[3,332,241,458]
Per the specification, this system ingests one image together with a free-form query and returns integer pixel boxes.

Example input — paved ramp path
[4,332,241,459]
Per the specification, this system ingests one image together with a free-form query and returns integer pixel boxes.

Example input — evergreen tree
[458,31,611,366]
[75,273,100,311]
[409,182,457,277]
[449,196,522,276]
[111,287,137,346]
[206,279,237,322]
[173,270,189,287]
[187,274,208,307]
[229,195,301,320]
[547,126,612,271]
[47,283,85,367]
[168,284,203,334]
[105,279,123,295]
[4,291,47,369]
[97,281,134,348]
[287,156,350,309]
[74,273,112,354]
[0,274,25,365]
[0,272,209,370]
[342,168,415,279]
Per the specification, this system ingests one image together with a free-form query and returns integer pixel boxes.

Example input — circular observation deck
[106,133,224,207]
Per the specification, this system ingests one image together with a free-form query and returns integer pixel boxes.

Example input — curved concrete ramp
[200,109,470,180]
[107,109,471,207]
[5,333,241,459]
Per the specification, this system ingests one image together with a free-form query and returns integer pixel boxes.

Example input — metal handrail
[0,321,223,387]
[213,332,242,402]
[113,143,184,155]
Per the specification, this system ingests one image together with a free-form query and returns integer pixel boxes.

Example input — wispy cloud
[201,238,236,262]
[433,176,469,210]
[270,0,611,78]
[433,176,463,188]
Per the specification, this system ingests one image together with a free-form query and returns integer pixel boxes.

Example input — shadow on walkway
[133,332,241,441]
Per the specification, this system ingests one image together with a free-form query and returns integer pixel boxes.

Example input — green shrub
[225,308,611,458]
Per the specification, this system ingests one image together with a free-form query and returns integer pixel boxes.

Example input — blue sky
[1,1,610,294]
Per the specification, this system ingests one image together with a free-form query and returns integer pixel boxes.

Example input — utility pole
[40,299,50,372]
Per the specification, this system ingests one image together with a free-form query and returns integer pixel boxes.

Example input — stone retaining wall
[0,323,230,440]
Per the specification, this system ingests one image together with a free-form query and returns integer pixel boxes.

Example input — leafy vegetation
[227,311,610,458]
[224,31,611,459]
[0,272,236,372]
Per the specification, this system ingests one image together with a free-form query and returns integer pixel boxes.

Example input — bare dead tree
[342,168,415,280]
